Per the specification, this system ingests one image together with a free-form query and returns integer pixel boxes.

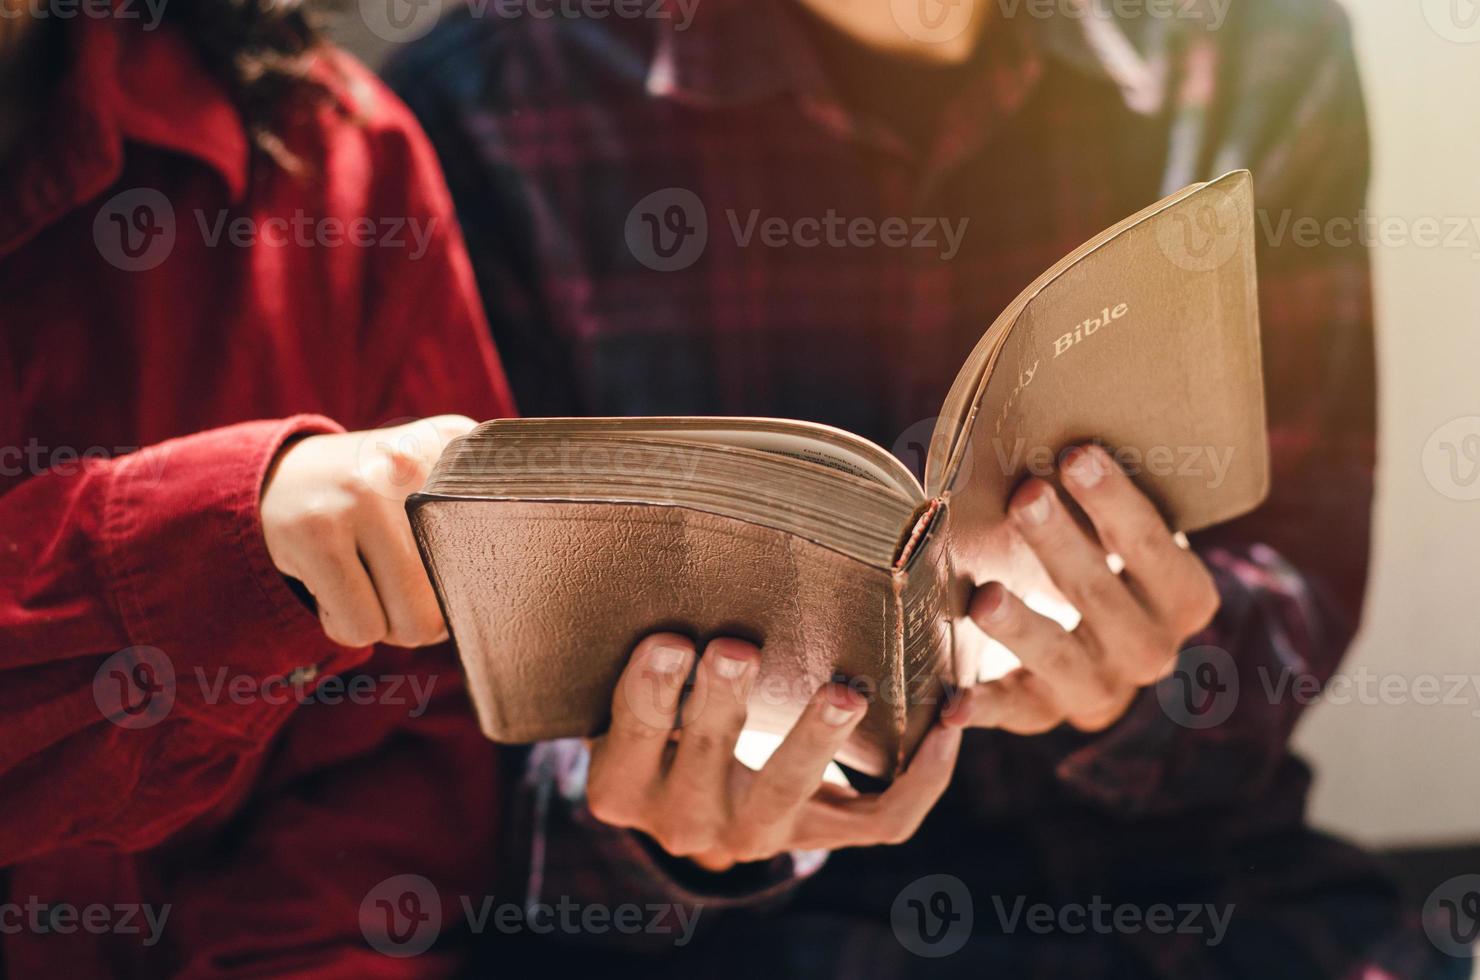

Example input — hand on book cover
[585,633,964,872]
[943,444,1221,734]
[260,415,475,649]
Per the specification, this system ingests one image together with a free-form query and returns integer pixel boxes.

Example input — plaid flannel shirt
[387,1,1462,974]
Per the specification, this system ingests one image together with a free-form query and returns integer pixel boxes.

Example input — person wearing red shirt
[0,3,514,975]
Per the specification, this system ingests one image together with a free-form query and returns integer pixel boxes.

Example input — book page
[612,420,924,501]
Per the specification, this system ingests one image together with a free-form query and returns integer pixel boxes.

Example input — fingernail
[649,644,689,675]
[1013,485,1052,526]
[976,582,1010,623]
[714,652,753,680]
[822,702,859,726]
[821,688,862,726]
[1063,445,1107,487]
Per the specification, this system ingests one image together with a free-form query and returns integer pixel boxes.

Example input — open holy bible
[409,171,1269,777]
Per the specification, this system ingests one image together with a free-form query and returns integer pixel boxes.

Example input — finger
[939,670,1063,734]
[746,683,866,823]
[425,414,479,441]
[588,635,695,832]
[1010,477,1135,620]
[408,415,479,474]
[795,725,962,850]
[652,638,758,858]
[284,534,388,648]
[1010,478,1165,680]
[967,582,1128,727]
[1060,444,1219,637]
[357,502,447,647]
[666,638,758,793]
[666,642,757,787]
[358,422,437,502]
[606,633,695,770]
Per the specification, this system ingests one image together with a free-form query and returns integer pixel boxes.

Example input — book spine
[892,499,955,772]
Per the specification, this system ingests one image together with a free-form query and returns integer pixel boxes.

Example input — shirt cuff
[102,414,365,742]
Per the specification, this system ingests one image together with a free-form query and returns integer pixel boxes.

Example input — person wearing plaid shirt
[386,0,1464,975]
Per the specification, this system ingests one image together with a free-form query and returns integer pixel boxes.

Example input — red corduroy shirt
[0,14,514,978]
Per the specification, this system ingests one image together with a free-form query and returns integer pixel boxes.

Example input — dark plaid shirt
[387,2,1462,975]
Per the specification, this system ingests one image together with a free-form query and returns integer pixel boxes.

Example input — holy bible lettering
[1053,302,1130,358]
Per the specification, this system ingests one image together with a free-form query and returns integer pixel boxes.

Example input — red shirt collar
[105,18,250,201]
[0,15,248,259]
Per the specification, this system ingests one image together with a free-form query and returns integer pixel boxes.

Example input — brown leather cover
[410,497,961,776]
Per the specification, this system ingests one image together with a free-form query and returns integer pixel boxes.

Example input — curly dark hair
[161,0,341,171]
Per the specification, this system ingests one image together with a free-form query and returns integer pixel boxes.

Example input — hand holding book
[585,634,962,872]
[261,415,477,649]
[942,444,1220,734]
[588,439,1215,872]
[410,172,1266,778]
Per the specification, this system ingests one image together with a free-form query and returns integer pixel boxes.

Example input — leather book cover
[410,497,958,776]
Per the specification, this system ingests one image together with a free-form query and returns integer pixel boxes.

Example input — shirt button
[287,664,319,686]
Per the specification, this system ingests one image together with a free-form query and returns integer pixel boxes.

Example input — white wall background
[1293,0,1480,847]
